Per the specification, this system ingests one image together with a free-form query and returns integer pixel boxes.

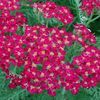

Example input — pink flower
[32,2,74,25]
[0,0,20,11]
[81,0,100,15]
[74,24,96,46]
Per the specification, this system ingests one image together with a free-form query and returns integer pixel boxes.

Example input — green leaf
[65,42,83,63]
[66,89,91,100]
[9,65,24,75]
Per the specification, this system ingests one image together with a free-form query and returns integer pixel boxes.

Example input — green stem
[86,10,94,26]
[61,88,66,100]
[46,20,49,27]
[14,66,17,74]
[66,17,77,31]
[86,15,100,26]
[74,0,82,23]
[8,89,26,100]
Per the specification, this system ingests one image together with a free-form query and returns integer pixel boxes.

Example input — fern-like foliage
[0,69,29,100]
[20,6,63,27]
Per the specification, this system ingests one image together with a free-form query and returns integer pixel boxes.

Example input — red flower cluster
[74,24,96,48]
[60,63,81,94]
[1,24,99,96]
[0,11,26,34]
[73,46,100,88]
[81,0,100,15]
[32,2,74,24]
[0,0,100,97]
[0,0,20,11]
[0,25,78,96]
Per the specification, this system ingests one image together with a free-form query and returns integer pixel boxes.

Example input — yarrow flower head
[0,0,20,11]
[32,2,74,25]
[74,23,96,48]
[0,10,27,34]
[81,0,100,15]
[0,25,78,96]
[73,46,100,88]
[0,22,100,96]
[0,0,100,97]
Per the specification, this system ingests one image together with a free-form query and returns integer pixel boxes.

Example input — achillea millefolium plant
[0,0,100,100]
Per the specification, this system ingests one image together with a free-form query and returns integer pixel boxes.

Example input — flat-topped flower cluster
[0,0,100,96]
[0,0,20,11]
[32,2,74,24]
[81,0,100,15]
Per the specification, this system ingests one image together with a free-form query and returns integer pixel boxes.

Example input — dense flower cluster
[0,0,100,97]
[0,25,78,95]
[0,0,20,11]
[81,0,100,15]
[73,46,100,88]
[32,2,74,24]
[0,11,26,34]
[1,24,99,96]
[74,24,96,48]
